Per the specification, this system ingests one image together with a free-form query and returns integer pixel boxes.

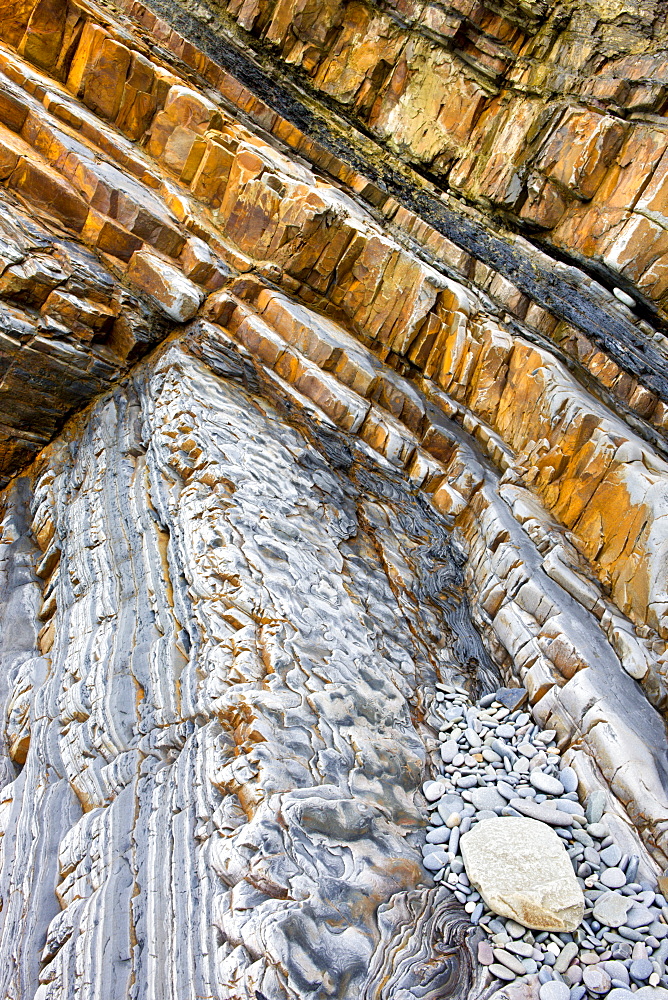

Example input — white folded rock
[460,816,584,931]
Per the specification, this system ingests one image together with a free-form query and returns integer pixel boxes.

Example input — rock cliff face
[0,0,668,997]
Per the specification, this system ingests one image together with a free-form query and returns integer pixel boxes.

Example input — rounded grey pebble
[476,809,497,821]
[613,287,635,308]
[605,991,634,1000]
[570,988,586,1000]
[586,790,606,824]
[618,926,645,942]
[582,966,611,994]
[539,981,570,1000]
[426,826,450,844]
[469,786,506,812]
[464,728,482,748]
[603,962,630,986]
[600,844,622,867]
[423,851,448,870]
[633,988,668,1000]
[560,766,578,793]
[457,775,477,789]
[440,740,459,763]
[505,919,526,939]
[530,771,565,796]
[625,904,654,929]
[437,795,464,822]
[489,963,516,982]
[601,867,627,888]
[630,959,653,981]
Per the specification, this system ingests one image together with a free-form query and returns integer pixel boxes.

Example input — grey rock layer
[0,334,489,1000]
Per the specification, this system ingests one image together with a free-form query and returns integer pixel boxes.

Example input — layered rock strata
[0,0,668,998]
[145,0,668,328]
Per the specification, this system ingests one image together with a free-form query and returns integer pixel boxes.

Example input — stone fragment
[495,688,528,710]
[95,218,144,261]
[8,158,89,232]
[460,817,584,931]
[592,891,633,927]
[508,799,573,827]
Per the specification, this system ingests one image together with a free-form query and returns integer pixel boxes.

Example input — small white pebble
[613,286,635,308]
[423,780,445,802]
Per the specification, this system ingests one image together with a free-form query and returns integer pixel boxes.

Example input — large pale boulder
[460,816,584,931]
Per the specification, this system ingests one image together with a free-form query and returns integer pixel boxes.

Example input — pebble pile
[422,684,668,1000]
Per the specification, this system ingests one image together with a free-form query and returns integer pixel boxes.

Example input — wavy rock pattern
[0,332,497,999]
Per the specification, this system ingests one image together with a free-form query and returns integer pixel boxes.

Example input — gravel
[420,683,668,1000]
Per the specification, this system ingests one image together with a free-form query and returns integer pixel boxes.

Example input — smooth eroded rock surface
[460,817,585,931]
